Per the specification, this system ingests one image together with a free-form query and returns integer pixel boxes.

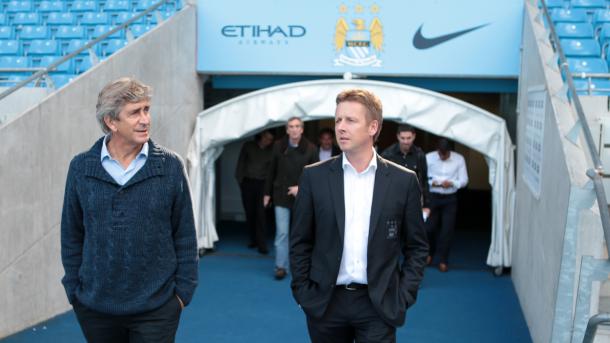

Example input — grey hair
[95,77,152,133]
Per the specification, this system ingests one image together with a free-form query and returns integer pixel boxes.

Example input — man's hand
[263,195,271,207]
[176,295,184,310]
[441,180,453,188]
[287,186,299,197]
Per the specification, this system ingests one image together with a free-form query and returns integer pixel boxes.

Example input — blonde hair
[336,89,383,141]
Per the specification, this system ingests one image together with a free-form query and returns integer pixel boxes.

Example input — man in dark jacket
[60,77,198,343]
[381,124,430,216]
[317,128,341,162]
[235,130,274,254]
[264,117,318,279]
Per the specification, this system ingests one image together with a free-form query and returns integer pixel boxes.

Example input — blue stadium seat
[0,74,28,87]
[555,22,595,38]
[100,38,127,56]
[18,26,50,40]
[543,0,569,8]
[572,78,610,95]
[27,39,59,55]
[30,56,73,73]
[0,40,20,55]
[129,24,153,38]
[597,23,610,48]
[560,38,601,57]
[80,12,110,26]
[63,39,95,56]
[70,0,98,12]
[46,13,77,26]
[136,0,156,11]
[74,56,92,73]
[593,9,610,29]
[54,26,87,40]
[571,0,606,9]
[0,26,15,39]
[50,74,76,88]
[551,8,588,22]
[0,55,28,68]
[0,14,6,26]
[6,0,33,13]
[12,13,41,26]
[114,11,146,25]
[163,0,182,12]
[567,57,609,73]
[103,0,131,12]
[37,0,65,12]
[90,25,123,39]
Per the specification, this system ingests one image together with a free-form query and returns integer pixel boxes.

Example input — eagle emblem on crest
[333,4,383,67]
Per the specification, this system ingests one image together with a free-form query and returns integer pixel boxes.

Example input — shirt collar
[342,148,378,174]
[101,134,149,162]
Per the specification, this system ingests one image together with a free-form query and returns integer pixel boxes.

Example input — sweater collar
[84,136,165,187]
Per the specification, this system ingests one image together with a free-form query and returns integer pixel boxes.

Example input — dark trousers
[306,288,396,343]
[73,296,182,343]
[240,178,267,250]
[426,192,458,264]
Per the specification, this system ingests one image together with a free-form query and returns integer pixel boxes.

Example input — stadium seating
[0,0,182,89]
[560,38,601,57]
[551,8,588,23]
[555,22,595,38]
[567,57,609,72]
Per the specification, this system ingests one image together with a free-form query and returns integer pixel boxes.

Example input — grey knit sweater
[61,137,198,315]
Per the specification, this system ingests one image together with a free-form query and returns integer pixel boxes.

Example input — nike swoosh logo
[412,23,489,50]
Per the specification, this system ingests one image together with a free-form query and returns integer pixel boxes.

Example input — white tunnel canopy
[186,79,515,267]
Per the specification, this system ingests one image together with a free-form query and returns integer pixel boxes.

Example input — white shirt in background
[426,151,468,195]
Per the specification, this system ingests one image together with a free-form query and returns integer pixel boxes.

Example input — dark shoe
[426,256,432,266]
[247,243,256,249]
[258,247,269,255]
[274,268,287,280]
[439,263,449,273]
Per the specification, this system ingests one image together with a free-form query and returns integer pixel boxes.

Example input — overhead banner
[197,0,523,77]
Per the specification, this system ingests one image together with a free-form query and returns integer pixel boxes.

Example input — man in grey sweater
[60,77,198,343]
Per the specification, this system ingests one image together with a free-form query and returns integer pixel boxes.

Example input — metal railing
[583,313,610,343]
[540,1,610,342]
[540,0,610,256]
[0,0,171,102]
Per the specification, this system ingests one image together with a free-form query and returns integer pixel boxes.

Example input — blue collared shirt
[101,135,149,185]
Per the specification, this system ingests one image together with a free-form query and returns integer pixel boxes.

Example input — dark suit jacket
[289,154,428,327]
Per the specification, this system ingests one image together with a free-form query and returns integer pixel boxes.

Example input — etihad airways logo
[221,25,306,46]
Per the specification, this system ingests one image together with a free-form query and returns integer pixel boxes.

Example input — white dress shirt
[101,135,148,186]
[336,150,377,285]
[426,151,468,194]
[319,148,332,162]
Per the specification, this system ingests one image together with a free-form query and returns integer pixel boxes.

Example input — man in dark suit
[290,89,428,342]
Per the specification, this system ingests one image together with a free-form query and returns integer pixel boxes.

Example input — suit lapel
[368,156,391,243]
[328,157,345,242]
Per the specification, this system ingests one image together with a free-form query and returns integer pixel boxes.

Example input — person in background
[264,117,318,280]
[425,138,469,272]
[381,124,430,219]
[235,130,275,255]
[317,127,341,162]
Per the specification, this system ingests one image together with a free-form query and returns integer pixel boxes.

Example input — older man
[60,77,198,343]
[264,117,318,280]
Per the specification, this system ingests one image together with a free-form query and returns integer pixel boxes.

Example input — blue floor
[2,223,531,342]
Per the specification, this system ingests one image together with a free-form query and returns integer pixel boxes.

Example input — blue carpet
[2,223,531,342]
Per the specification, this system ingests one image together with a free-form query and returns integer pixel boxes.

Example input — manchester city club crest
[333,3,383,67]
